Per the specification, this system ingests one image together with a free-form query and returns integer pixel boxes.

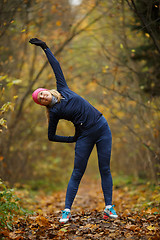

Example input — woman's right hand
[29,38,48,49]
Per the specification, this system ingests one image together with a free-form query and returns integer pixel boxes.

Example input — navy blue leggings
[65,116,113,209]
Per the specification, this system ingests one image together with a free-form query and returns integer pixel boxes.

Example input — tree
[126,0,160,96]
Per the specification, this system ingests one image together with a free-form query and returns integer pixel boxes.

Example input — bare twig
[71,0,101,34]
[109,107,159,180]
[96,80,160,111]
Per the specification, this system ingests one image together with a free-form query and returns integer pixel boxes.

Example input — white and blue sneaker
[59,209,71,223]
[103,205,118,220]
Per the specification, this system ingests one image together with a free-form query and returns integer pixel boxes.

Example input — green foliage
[0,179,31,230]
[0,117,7,130]
[0,75,20,132]
[113,174,135,188]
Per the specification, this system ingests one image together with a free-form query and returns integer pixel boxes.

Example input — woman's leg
[65,136,94,209]
[96,124,113,205]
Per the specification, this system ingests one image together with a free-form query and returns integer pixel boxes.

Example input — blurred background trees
[0,0,159,190]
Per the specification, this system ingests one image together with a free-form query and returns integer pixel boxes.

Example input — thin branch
[126,0,160,54]
[92,35,141,77]
[136,17,160,33]
[71,0,101,34]
[0,1,22,39]
[91,36,160,111]
[109,107,160,171]
[125,0,134,10]
[96,80,160,111]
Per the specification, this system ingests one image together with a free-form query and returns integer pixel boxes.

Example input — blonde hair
[46,89,62,123]
[49,89,62,102]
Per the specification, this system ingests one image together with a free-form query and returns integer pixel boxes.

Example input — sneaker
[103,205,118,220]
[59,210,71,223]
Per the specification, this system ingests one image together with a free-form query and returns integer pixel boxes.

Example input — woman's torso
[49,88,102,131]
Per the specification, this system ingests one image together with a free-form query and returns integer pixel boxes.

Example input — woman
[29,38,118,223]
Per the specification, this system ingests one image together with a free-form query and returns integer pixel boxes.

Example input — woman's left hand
[29,38,48,49]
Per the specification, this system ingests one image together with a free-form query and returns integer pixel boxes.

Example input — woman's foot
[103,205,118,220]
[59,209,71,223]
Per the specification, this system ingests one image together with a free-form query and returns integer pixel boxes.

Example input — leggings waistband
[81,115,108,137]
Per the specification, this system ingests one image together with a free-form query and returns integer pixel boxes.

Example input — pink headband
[32,88,48,105]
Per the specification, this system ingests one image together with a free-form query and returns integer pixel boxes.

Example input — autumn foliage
[0,0,160,238]
[0,178,159,239]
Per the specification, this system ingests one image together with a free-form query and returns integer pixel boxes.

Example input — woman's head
[32,88,62,106]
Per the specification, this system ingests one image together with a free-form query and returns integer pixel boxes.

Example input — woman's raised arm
[44,48,69,91]
[29,38,69,92]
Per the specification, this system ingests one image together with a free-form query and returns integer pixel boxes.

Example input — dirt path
[1,178,159,239]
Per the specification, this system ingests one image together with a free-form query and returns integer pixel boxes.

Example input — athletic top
[44,48,102,143]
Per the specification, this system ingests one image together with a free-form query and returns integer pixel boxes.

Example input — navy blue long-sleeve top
[44,48,102,143]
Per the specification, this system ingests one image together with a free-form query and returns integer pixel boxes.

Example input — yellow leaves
[145,33,150,38]
[102,67,106,73]
[116,111,125,118]
[0,75,8,81]
[59,227,67,233]
[119,16,124,22]
[134,124,140,129]
[6,79,22,87]
[151,82,155,88]
[56,21,62,27]
[0,118,7,130]
[51,5,57,13]
[102,65,109,73]
[13,95,18,100]
[147,225,156,231]
[1,102,12,114]
[120,43,124,49]
[5,179,160,239]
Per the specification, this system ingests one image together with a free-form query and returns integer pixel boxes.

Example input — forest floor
[0,177,160,240]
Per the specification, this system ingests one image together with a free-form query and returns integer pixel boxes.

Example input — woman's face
[37,90,52,106]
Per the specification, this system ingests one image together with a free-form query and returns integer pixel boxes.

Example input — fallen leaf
[125,224,137,231]
[59,228,68,232]
[147,225,156,231]
[1,230,9,237]
[36,215,50,227]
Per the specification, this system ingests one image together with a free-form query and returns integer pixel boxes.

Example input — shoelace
[61,210,70,219]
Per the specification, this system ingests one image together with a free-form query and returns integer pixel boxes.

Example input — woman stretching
[29,38,118,223]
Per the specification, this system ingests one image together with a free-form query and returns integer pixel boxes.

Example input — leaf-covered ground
[1,178,159,240]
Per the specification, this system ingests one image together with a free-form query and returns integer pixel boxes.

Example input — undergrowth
[0,179,32,231]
